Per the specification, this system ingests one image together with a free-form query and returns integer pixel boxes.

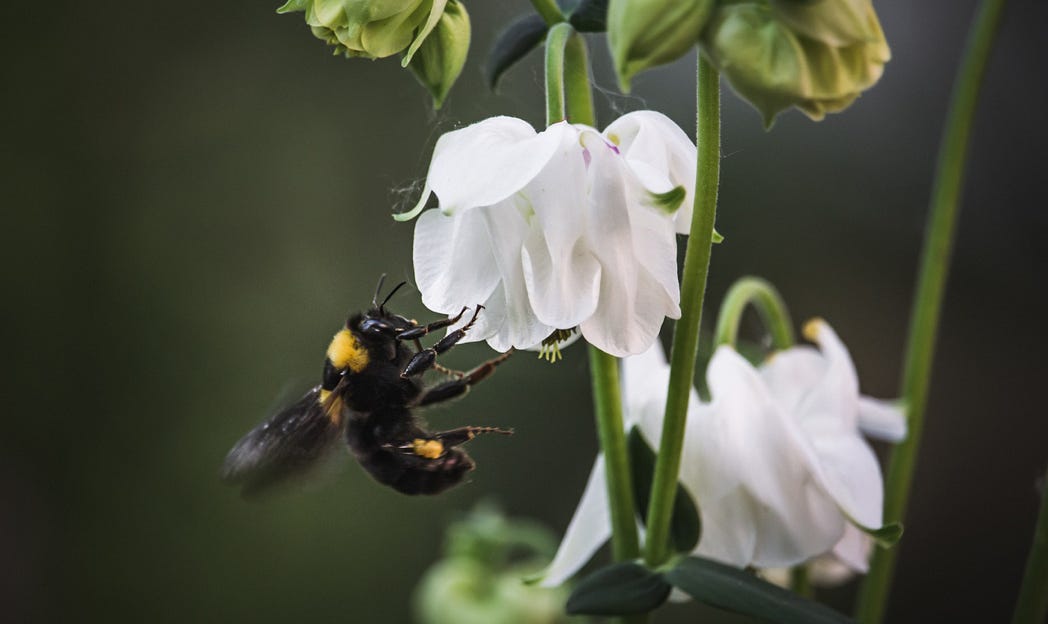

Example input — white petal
[520,127,602,329]
[858,396,908,442]
[577,133,676,356]
[794,319,862,433]
[759,347,825,414]
[829,523,871,574]
[690,347,845,568]
[479,205,551,350]
[413,208,500,314]
[428,117,568,215]
[622,342,674,443]
[541,456,612,587]
[604,111,698,234]
[806,432,884,530]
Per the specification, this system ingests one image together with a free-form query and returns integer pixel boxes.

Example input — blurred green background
[3,1,1045,622]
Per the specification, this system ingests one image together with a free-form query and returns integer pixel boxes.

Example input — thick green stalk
[528,0,564,26]
[1012,467,1048,624]
[855,0,1008,620]
[549,21,641,564]
[644,53,720,567]
[713,276,795,350]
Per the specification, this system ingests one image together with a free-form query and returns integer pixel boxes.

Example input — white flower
[401,111,697,356]
[541,319,905,586]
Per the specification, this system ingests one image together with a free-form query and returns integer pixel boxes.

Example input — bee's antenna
[379,281,408,312]
[372,274,388,308]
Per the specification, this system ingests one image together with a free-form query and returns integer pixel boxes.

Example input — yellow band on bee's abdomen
[326,329,369,373]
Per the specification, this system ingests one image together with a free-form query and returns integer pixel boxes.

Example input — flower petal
[604,110,698,234]
[413,208,501,315]
[541,456,612,587]
[520,125,602,329]
[829,522,871,574]
[622,341,673,442]
[759,346,825,414]
[806,431,884,530]
[795,319,861,432]
[857,396,908,442]
[689,347,845,568]
[428,117,566,215]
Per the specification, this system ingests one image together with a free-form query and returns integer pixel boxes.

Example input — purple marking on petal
[582,147,592,168]
[606,141,620,154]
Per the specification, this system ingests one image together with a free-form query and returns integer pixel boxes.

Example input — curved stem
[528,0,565,26]
[855,0,1008,620]
[714,276,795,350]
[543,23,572,125]
[1012,467,1048,624]
[644,52,720,567]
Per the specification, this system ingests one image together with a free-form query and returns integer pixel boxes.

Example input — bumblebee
[222,278,512,496]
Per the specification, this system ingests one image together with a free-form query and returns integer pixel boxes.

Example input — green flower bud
[413,505,580,624]
[608,0,716,91]
[277,0,456,61]
[406,0,470,108]
[702,1,890,126]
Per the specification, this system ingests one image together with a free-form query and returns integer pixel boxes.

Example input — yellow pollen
[802,317,825,343]
[412,439,445,459]
[327,329,369,373]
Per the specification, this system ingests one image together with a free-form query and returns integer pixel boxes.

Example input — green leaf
[566,562,671,616]
[569,0,608,32]
[712,228,724,243]
[665,556,854,623]
[628,427,701,553]
[484,14,548,90]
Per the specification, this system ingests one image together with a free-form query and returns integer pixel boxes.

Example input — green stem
[528,0,564,26]
[588,347,641,561]
[1012,468,1048,624]
[713,276,795,350]
[551,20,641,565]
[855,0,1007,620]
[644,52,720,567]
[543,23,572,125]
[790,566,813,600]
[564,33,595,127]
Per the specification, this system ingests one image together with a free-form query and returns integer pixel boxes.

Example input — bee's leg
[400,306,485,378]
[414,352,512,406]
[395,306,469,342]
[394,427,514,459]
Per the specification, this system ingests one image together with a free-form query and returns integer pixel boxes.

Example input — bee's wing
[221,385,345,498]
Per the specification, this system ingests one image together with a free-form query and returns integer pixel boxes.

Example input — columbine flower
[541,319,905,586]
[399,111,697,357]
[702,0,891,125]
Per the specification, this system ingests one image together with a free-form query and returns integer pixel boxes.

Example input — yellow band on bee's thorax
[327,329,369,373]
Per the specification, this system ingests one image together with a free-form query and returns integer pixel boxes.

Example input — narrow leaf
[628,427,701,553]
[566,562,671,616]
[665,556,854,624]
[485,14,548,90]
[569,0,609,32]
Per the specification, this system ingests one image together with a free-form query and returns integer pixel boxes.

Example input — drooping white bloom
[541,319,905,586]
[401,111,697,356]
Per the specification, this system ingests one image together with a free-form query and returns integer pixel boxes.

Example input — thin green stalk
[855,0,1008,620]
[549,20,641,565]
[564,33,595,127]
[588,347,641,561]
[543,23,572,125]
[790,566,813,600]
[644,52,720,567]
[1012,468,1048,624]
[528,0,564,26]
[713,276,795,350]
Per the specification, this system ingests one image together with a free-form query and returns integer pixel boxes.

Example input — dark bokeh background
[3,1,1045,622]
